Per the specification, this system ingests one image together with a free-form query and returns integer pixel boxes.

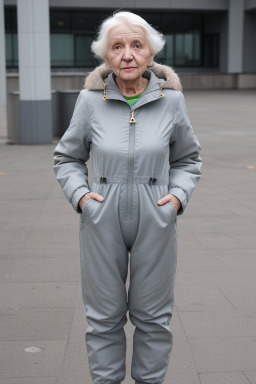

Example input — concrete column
[0,0,7,109]
[227,0,244,73]
[17,0,52,144]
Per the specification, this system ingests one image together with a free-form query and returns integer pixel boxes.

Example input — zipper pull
[130,110,136,124]
[103,83,108,100]
[160,84,164,98]
[80,219,84,230]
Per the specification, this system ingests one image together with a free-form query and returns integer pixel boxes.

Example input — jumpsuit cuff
[71,186,91,213]
[135,382,163,384]
[168,187,187,215]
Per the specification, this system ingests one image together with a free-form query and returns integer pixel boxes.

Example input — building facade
[4,0,256,75]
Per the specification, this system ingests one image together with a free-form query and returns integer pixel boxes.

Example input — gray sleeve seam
[172,91,182,129]
[81,91,92,152]
[69,185,89,203]
[169,185,189,202]
[169,91,182,143]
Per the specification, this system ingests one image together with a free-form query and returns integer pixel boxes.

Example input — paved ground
[0,90,256,384]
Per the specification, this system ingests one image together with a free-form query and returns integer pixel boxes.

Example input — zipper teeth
[127,108,135,220]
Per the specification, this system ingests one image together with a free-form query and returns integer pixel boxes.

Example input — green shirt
[124,92,143,107]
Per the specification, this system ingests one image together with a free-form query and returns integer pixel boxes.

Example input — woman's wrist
[169,194,181,212]
[79,193,90,210]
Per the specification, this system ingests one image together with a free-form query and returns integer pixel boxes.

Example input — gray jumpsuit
[53,64,202,384]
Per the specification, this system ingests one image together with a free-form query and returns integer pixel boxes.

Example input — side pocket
[81,198,94,217]
[80,198,94,230]
[167,201,178,218]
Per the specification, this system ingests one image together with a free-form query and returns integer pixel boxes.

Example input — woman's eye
[114,45,121,51]
[134,43,141,49]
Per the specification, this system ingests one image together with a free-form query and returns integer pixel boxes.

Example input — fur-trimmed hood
[84,61,182,92]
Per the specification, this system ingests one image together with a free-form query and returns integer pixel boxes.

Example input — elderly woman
[53,11,202,384]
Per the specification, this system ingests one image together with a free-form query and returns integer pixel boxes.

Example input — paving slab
[0,340,67,379]
[174,284,235,312]
[0,308,74,341]
[199,372,252,384]
[244,371,256,384]
[190,337,256,372]
[0,282,78,308]
[177,249,230,272]
[216,249,256,270]
[175,269,256,286]
[1,378,57,384]
[2,258,80,283]
[0,259,13,279]
[165,335,201,384]
[179,310,256,339]
[217,284,256,312]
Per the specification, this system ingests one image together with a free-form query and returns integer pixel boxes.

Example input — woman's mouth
[121,67,137,72]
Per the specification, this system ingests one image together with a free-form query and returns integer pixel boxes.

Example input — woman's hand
[157,194,181,213]
[79,192,104,211]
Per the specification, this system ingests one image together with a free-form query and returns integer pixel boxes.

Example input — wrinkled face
[104,24,155,83]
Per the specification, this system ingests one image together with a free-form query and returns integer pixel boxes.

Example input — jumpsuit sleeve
[53,90,91,213]
[168,91,202,216]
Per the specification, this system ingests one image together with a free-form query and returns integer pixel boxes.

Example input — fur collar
[84,61,182,91]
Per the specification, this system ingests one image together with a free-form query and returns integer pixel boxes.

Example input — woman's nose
[122,46,133,61]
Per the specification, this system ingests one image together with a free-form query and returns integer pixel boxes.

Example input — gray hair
[91,11,165,59]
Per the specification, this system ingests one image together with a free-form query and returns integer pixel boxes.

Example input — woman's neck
[115,76,149,97]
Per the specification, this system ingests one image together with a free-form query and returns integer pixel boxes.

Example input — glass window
[4,7,17,32]
[50,34,74,66]
[184,34,193,64]
[137,12,162,29]
[153,12,203,66]
[71,11,107,32]
[50,11,71,32]
[155,34,174,66]
[175,34,184,66]
[165,34,174,65]
[194,33,201,64]
[75,34,99,67]
[5,7,207,69]
[13,33,18,66]
[204,33,219,67]
[5,33,18,67]
[174,32,202,66]
[5,7,18,68]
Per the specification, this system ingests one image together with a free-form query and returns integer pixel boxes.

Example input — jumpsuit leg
[128,186,178,384]
[79,185,129,384]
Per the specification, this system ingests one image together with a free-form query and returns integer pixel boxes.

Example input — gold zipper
[160,84,164,98]
[103,83,108,100]
[130,110,136,124]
